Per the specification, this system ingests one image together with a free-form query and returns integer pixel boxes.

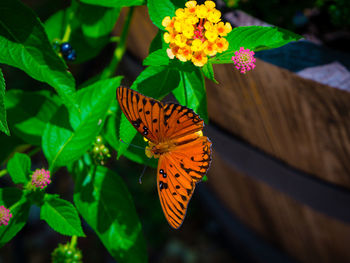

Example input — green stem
[180,71,188,106]
[62,0,78,42]
[70,235,78,249]
[101,7,134,79]
[28,147,41,157]
[0,169,7,177]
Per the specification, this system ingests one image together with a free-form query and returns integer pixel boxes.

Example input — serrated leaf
[42,76,122,171]
[118,66,181,157]
[201,62,218,84]
[0,69,9,136]
[173,68,208,123]
[40,195,85,236]
[214,26,302,63]
[74,166,147,262]
[0,188,29,247]
[45,3,121,63]
[80,0,144,8]
[5,90,61,146]
[6,153,31,185]
[0,0,76,108]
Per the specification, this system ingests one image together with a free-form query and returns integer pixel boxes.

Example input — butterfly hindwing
[157,136,212,229]
[117,86,164,143]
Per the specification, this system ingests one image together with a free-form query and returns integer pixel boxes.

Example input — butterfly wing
[157,136,212,229]
[117,86,164,143]
[163,103,204,140]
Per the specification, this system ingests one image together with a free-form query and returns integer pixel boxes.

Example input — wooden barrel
[124,6,350,263]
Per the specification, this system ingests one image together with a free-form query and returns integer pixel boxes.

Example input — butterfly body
[117,86,212,229]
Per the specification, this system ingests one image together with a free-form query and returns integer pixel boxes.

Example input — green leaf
[143,48,170,66]
[42,76,122,171]
[0,0,76,108]
[0,69,9,136]
[147,0,186,29]
[80,0,144,8]
[5,90,61,146]
[40,195,85,236]
[118,66,181,157]
[7,153,31,185]
[74,166,147,262]
[45,3,121,63]
[214,26,302,63]
[201,62,218,84]
[173,68,208,123]
[0,188,30,247]
[147,0,175,29]
[148,30,166,54]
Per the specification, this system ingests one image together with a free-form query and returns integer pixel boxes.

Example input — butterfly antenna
[139,165,147,184]
[119,139,144,150]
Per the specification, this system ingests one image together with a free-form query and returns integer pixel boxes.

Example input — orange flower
[215,38,229,53]
[191,51,208,67]
[203,41,217,56]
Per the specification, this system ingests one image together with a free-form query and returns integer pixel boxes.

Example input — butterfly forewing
[163,103,204,140]
[117,86,164,143]
[157,136,212,229]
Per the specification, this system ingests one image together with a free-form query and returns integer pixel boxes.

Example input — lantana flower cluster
[162,0,232,67]
[232,47,256,74]
[31,168,51,189]
[0,205,12,226]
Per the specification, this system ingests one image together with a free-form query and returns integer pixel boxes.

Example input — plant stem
[180,71,188,106]
[28,147,41,157]
[70,235,78,249]
[101,7,135,79]
[0,169,7,177]
[62,0,78,42]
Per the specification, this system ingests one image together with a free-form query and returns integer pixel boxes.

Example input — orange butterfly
[117,86,212,229]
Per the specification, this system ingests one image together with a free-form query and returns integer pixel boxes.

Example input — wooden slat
[208,152,350,263]
[206,61,350,188]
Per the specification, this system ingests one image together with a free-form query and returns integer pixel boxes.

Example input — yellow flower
[196,5,208,18]
[175,8,186,19]
[185,1,197,9]
[191,38,204,52]
[191,51,208,67]
[174,20,183,32]
[177,46,192,61]
[216,22,232,36]
[183,24,195,38]
[175,34,187,47]
[161,0,231,67]
[203,41,217,56]
[185,15,199,25]
[163,31,177,43]
[207,9,221,23]
[162,16,172,28]
[205,27,218,42]
[204,1,216,12]
[215,38,229,53]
